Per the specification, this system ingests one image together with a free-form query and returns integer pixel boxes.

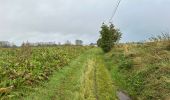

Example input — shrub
[97,23,122,53]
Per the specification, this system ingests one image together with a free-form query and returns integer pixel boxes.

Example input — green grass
[22,49,92,100]
[95,52,116,100]
[79,49,116,100]
[0,46,88,99]
[105,42,170,100]
[12,48,117,100]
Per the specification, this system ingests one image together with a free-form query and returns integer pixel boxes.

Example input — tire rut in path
[51,49,117,100]
[94,61,99,100]
[80,52,116,100]
[23,49,117,100]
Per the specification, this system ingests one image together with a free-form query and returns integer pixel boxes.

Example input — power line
[109,0,122,22]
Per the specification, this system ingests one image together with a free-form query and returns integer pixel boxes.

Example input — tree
[0,41,10,48]
[64,40,72,45]
[97,23,122,53]
[75,40,83,45]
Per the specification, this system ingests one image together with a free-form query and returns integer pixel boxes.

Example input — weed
[115,53,133,70]
[106,40,170,100]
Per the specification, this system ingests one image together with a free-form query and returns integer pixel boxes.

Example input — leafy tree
[97,23,122,52]
[75,40,83,45]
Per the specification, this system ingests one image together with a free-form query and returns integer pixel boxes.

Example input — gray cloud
[0,0,170,45]
[114,0,170,42]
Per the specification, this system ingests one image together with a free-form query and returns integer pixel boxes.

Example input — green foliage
[117,54,133,70]
[25,48,117,100]
[118,59,133,70]
[97,23,122,53]
[106,42,170,100]
[127,72,145,95]
[0,46,89,99]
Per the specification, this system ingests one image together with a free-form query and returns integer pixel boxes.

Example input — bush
[97,23,122,53]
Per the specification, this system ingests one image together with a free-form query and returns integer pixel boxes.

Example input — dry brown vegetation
[106,33,170,99]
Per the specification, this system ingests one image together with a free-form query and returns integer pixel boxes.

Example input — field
[0,45,89,99]
[0,40,170,100]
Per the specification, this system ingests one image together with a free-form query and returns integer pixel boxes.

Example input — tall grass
[106,35,170,99]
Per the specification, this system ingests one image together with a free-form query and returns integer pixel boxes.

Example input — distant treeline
[0,40,97,48]
[0,41,17,48]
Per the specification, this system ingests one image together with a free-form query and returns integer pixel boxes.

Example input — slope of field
[0,46,89,99]
[105,42,170,100]
[22,48,117,100]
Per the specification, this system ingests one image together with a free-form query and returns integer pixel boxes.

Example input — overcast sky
[0,0,170,45]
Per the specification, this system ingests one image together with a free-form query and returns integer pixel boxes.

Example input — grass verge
[105,44,170,100]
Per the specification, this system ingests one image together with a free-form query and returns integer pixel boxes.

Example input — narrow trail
[24,48,117,100]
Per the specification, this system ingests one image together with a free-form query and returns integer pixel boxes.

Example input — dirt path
[24,48,117,100]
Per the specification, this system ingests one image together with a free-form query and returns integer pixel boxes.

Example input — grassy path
[23,48,117,100]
